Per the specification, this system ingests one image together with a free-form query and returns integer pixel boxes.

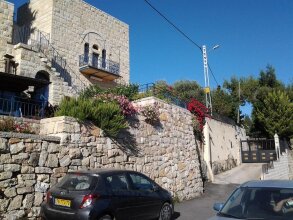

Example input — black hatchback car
[41,169,173,220]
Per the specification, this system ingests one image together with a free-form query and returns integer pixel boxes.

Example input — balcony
[79,54,120,81]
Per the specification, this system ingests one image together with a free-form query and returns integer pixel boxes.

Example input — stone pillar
[274,133,280,160]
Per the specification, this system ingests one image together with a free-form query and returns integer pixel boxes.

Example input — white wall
[203,117,247,180]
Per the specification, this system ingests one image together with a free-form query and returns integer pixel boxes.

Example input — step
[40,58,48,63]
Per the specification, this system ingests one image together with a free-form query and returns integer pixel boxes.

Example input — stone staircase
[15,25,87,95]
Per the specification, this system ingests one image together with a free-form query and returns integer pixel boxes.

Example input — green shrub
[81,84,139,100]
[91,101,128,137]
[55,97,92,122]
[55,97,128,137]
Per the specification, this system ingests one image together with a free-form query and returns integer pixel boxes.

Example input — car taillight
[80,194,99,209]
[45,192,52,203]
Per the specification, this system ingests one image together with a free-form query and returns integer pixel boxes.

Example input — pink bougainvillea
[94,94,137,117]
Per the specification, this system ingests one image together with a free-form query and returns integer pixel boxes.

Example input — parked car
[209,180,293,220]
[41,169,173,220]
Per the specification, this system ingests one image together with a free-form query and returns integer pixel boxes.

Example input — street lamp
[202,44,220,115]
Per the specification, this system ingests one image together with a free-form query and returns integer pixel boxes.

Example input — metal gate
[241,139,277,163]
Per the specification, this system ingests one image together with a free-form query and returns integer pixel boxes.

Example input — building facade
[0,0,129,116]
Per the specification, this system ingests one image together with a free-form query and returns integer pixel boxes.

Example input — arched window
[93,44,99,50]
[102,49,106,68]
[34,71,50,102]
[84,43,89,63]
[35,71,50,81]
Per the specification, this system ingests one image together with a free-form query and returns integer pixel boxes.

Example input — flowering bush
[0,117,35,134]
[94,94,137,117]
[187,98,210,132]
[139,103,160,125]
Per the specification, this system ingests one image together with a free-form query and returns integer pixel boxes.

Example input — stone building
[0,0,129,117]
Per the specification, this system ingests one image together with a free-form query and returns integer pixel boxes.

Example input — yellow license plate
[55,198,71,207]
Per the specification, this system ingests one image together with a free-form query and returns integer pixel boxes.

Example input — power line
[144,0,202,51]
[208,63,219,86]
[144,0,219,87]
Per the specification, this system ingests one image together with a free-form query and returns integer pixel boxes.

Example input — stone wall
[0,1,14,72]
[203,117,246,179]
[0,97,203,219]
[16,0,130,95]
[17,0,53,34]
[0,133,60,220]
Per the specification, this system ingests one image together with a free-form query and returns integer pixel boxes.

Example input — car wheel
[99,215,112,220]
[159,202,172,220]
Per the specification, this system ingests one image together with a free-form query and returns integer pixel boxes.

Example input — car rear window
[56,174,98,191]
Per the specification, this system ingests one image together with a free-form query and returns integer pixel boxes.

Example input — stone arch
[35,70,50,81]
[32,70,50,103]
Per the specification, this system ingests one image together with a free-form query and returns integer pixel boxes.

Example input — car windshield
[55,174,98,191]
[219,187,293,220]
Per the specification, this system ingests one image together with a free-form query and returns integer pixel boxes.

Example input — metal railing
[13,25,87,93]
[79,54,120,76]
[0,97,46,119]
[138,83,187,109]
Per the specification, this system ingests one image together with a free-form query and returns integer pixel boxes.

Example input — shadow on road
[173,211,181,219]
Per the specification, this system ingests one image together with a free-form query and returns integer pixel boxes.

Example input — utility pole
[237,81,240,124]
[202,45,212,115]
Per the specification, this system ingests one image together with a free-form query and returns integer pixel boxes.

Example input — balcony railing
[0,97,46,119]
[79,54,120,77]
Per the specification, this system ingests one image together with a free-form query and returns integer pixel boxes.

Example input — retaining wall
[0,97,204,219]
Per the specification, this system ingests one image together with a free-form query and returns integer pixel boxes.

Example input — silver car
[209,180,293,220]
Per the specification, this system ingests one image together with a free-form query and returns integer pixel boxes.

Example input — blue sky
[11,0,293,88]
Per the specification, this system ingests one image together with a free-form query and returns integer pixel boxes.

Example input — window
[55,174,97,191]
[129,173,154,191]
[106,174,128,191]
[102,49,106,68]
[93,44,99,50]
[84,43,89,63]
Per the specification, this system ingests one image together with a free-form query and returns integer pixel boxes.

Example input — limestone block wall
[16,0,53,34]
[40,97,203,199]
[50,0,130,86]
[0,97,203,219]
[203,118,246,177]
[262,152,289,180]
[16,0,130,92]
[0,1,14,72]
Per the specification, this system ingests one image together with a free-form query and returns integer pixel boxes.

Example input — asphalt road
[174,163,264,219]
[174,183,238,220]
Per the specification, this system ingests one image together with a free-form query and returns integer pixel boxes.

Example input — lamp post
[202,44,220,115]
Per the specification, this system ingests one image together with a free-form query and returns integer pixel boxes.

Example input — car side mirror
[213,203,224,212]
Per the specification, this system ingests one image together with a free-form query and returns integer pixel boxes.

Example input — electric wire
[144,0,220,87]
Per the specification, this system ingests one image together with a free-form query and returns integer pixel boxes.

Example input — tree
[173,80,205,103]
[253,90,293,139]
[211,87,238,121]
